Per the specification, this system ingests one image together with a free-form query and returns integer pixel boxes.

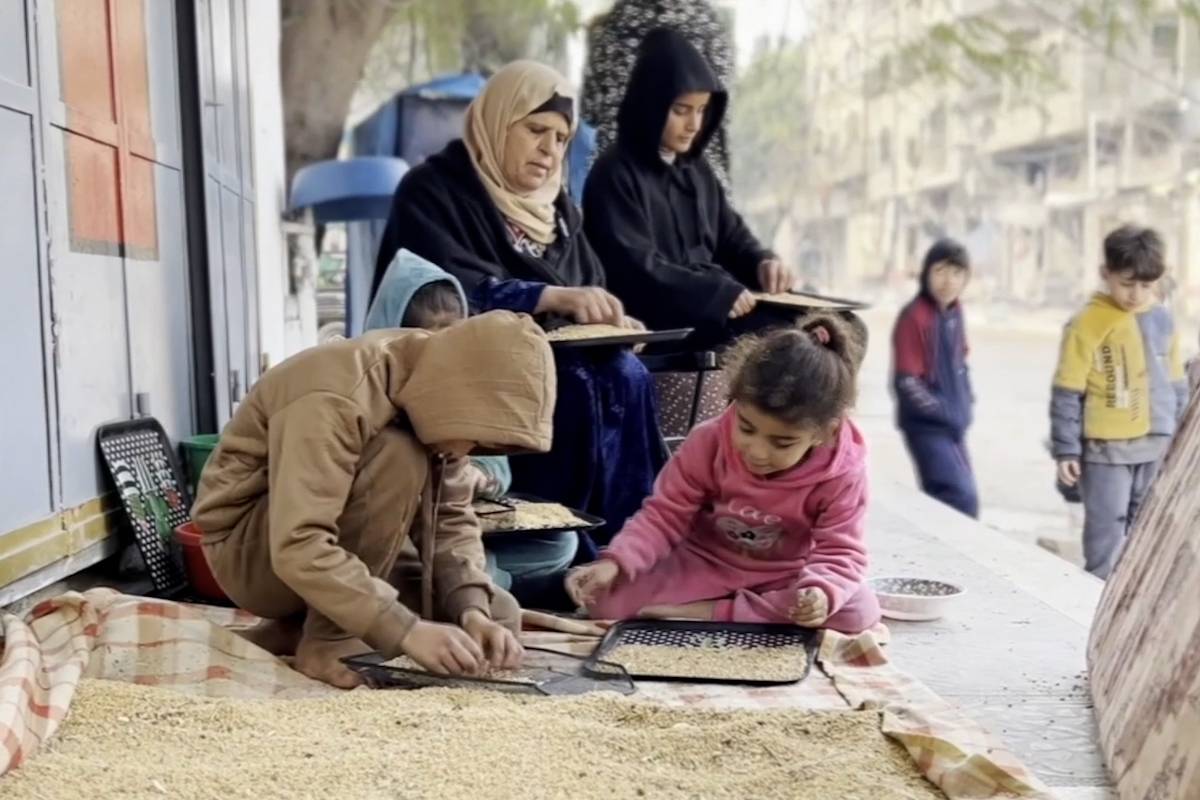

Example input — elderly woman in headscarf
[371,61,666,563]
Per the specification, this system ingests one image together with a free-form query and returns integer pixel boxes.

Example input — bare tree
[281,0,578,185]
[281,0,406,184]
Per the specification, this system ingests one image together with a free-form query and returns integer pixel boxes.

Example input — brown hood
[396,310,556,453]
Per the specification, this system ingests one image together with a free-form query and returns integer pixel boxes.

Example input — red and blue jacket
[891,294,973,435]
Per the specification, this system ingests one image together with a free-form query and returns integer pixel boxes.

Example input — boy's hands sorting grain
[400,620,487,675]
[461,608,524,669]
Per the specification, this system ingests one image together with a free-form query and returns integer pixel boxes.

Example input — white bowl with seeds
[869,576,965,621]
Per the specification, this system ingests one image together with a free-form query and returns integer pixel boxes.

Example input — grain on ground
[0,679,946,800]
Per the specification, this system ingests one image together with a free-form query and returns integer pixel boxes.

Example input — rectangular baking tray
[342,646,634,696]
[581,619,819,686]
[475,493,605,538]
[547,327,693,349]
[755,290,870,311]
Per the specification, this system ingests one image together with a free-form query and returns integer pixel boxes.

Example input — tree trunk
[280,0,403,184]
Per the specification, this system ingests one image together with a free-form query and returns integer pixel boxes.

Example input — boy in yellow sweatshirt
[1050,225,1188,578]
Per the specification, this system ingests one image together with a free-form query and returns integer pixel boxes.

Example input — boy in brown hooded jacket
[192,311,556,688]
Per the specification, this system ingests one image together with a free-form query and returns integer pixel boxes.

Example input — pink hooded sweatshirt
[600,406,871,623]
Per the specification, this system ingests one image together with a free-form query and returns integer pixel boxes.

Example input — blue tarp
[288,156,409,223]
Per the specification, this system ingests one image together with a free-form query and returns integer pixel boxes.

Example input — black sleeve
[371,167,514,305]
[582,160,744,330]
[710,169,773,289]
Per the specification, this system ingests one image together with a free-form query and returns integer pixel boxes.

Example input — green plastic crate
[181,434,220,498]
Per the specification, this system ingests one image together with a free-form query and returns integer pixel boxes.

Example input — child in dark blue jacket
[891,239,978,517]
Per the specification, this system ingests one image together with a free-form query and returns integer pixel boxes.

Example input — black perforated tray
[582,620,819,686]
[547,327,693,349]
[97,418,190,595]
[342,646,635,696]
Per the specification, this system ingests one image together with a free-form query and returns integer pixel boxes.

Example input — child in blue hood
[365,249,578,602]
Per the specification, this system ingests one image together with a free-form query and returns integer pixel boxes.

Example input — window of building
[1152,20,1179,63]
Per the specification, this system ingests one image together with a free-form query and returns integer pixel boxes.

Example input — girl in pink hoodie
[566,315,880,632]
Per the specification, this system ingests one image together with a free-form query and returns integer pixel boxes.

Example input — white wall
[246,0,314,369]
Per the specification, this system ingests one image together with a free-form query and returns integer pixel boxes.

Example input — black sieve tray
[342,646,635,696]
[581,619,819,687]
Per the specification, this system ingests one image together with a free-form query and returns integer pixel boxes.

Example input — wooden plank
[1088,392,1200,798]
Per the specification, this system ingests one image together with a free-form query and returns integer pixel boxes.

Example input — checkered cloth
[0,591,1052,798]
[820,631,1054,799]
[0,589,329,773]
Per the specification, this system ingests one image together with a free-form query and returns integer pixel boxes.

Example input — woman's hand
[538,286,626,326]
[461,609,524,670]
[728,290,758,319]
[565,560,620,607]
[757,259,797,295]
[789,587,830,627]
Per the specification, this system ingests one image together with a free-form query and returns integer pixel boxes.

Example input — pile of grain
[478,499,588,533]
[606,642,808,682]
[545,323,636,342]
[0,679,945,800]
[381,656,538,685]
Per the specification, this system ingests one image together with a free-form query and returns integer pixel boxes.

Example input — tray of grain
[545,323,693,348]
[475,494,604,537]
[342,646,635,696]
[582,620,819,686]
[754,290,870,311]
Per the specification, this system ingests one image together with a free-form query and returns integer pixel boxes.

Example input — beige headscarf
[464,61,578,246]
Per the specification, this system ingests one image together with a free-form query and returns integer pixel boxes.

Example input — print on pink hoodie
[591,406,881,632]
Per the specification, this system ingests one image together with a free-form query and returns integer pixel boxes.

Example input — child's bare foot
[294,634,368,689]
[234,617,303,656]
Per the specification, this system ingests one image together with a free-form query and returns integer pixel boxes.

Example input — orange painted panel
[123,154,159,259]
[56,0,116,124]
[63,131,122,256]
[57,0,157,260]
[115,0,152,153]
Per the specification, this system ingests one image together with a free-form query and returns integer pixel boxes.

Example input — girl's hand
[1057,459,1081,488]
[565,560,620,607]
[790,587,830,627]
